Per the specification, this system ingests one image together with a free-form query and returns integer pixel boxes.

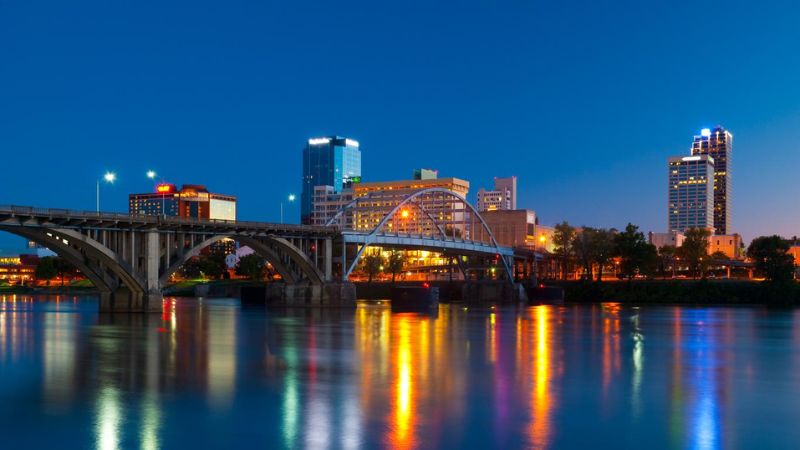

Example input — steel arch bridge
[324,187,515,281]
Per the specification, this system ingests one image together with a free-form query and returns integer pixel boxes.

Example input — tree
[198,253,227,280]
[35,257,58,285]
[591,228,617,282]
[677,228,711,278]
[553,221,576,280]
[614,223,657,279]
[657,245,677,278]
[180,257,202,279]
[362,253,385,283]
[236,254,266,280]
[387,251,406,283]
[710,251,729,261]
[53,257,74,287]
[572,227,595,280]
[747,235,795,282]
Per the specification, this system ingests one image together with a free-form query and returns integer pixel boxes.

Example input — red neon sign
[156,184,175,193]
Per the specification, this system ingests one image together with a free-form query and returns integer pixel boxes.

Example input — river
[1,295,800,449]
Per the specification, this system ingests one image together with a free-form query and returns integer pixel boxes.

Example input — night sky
[2,1,800,252]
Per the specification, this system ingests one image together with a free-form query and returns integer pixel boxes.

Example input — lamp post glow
[146,170,167,217]
[281,194,296,224]
[96,172,116,213]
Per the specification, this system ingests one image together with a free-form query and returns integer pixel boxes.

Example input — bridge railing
[0,205,141,221]
[0,205,333,232]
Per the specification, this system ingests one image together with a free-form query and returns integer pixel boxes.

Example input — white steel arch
[329,187,513,281]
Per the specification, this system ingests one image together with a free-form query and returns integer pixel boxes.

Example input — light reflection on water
[2,295,800,449]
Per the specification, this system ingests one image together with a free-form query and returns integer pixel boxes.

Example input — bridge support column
[264,282,356,308]
[324,238,333,281]
[98,287,161,313]
[143,231,163,312]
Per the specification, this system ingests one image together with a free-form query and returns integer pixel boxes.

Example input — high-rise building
[331,177,470,235]
[668,155,715,232]
[477,176,517,212]
[310,185,355,227]
[129,184,237,220]
[691,126,732,234]
[301,136,362,224]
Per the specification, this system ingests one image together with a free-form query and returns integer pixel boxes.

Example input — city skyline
[2,1,800,251]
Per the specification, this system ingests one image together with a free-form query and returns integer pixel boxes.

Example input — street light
[146,170,166,217]
[97,171,116,213]
[281,194,296,224]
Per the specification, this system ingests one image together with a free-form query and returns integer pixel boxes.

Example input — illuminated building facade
[481,209,536,248]
[301,136,362,224]
[691,126,732,234]
[477,176,517,212]
[310,185,354,226]
[350,177,470,235]
[0,255,37,285]
[668,155,715,233]
[648,231,686,249]
[129,184,237,220]
[709,234,744,260]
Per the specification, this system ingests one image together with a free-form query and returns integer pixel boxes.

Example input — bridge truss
[325,188,515,282]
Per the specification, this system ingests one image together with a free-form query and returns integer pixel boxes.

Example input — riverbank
[0,285,99,295]
[546,279,800,305]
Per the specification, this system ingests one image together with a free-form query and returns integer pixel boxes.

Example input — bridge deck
[0,205,335,237]
[341,231,515,257]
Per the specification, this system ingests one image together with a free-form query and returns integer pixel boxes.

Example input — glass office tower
[668,155,715,233]
[301,136,361,224]
[691,126,732,234]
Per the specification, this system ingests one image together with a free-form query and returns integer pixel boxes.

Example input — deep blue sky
[2,1,800,252]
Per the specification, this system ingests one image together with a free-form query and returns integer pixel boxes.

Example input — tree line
[550,223,797,283]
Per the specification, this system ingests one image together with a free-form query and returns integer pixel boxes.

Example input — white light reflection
[96,386,122,450]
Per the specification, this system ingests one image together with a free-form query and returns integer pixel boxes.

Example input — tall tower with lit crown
[690,126,732,234]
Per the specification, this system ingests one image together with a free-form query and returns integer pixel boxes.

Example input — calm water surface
[1,295,800,449]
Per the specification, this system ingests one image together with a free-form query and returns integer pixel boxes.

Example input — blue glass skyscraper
[301,136,362,224]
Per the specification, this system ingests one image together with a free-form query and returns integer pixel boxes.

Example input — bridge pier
[99,288,163,313]
[264,282,356,307]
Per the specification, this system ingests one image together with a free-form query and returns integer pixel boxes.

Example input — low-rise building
[649,231,686,249]
[481,209,536,248]
[129,184,237,220]
[0,255,38,285]
[788,245,800,266]
[709,234,745,260]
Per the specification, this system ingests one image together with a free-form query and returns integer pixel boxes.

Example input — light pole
[280,194,296,224]
[146,170,164,216]
[96,171,116,213]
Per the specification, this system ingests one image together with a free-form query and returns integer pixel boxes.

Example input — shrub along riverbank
[547,279,800,305]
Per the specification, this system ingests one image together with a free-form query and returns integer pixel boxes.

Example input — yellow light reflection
[392,317,415,450]
[529,305,552,449]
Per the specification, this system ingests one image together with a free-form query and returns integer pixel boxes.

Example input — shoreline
[4,279,799,307]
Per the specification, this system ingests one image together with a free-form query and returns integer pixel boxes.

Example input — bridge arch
[328,187,512,280]
[0,225,147,296]
[159,234,325,287]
